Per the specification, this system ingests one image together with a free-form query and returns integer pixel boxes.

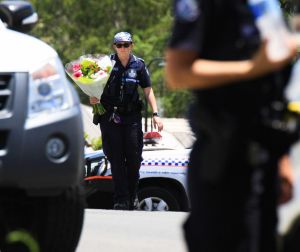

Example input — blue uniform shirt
[101,53,151,109]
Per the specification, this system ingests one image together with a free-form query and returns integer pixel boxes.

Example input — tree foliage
[29,1,297,118]
[29,0,192,117]
[280,0,299,14]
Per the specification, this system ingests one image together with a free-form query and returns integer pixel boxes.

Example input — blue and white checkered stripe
[141,158,188,168]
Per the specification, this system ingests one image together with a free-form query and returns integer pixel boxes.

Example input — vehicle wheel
[0,185,85,252]
[138,186,180,211]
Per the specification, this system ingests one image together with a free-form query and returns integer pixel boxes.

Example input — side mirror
[0,1,38,33]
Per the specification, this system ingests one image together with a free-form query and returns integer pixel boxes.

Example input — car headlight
[28,56,74,118]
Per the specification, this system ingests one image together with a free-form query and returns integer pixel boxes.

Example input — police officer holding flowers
[90,31,163,210]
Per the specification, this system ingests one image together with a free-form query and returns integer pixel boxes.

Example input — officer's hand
[89,96,100,105]
[278,155,294,205]
[153,116,163,132]
[250,37,297,78]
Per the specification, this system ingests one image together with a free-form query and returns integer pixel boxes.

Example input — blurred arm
[278,154,294,205]
[165,40,297,90]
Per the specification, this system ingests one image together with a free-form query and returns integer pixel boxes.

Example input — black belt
[103,103,140,115]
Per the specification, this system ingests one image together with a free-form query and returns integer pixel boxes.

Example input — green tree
[30,0,185,117]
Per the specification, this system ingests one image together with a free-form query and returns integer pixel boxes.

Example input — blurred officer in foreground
[165,0,298,251]
[90,32,163,210]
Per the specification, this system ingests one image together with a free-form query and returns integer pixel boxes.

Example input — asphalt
[76,209,188,252]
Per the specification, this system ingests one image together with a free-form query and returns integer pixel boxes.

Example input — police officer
[165,0,297,252]
[90,32,163,210]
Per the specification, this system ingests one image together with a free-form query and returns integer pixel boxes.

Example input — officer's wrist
[152,112,160,117]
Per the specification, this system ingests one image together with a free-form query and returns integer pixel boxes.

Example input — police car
[84,131,191,211]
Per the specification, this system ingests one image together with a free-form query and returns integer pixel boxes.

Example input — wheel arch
[139,177,189,211]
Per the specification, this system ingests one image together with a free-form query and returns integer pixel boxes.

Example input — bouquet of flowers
[65,54,115,115]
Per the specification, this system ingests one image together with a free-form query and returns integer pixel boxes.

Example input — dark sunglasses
[115,43,131,48]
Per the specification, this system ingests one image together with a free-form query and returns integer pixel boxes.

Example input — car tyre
[138,186,180,211]
[0,185,85,252]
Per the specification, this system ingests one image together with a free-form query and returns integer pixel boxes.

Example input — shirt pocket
[124,78,138,94]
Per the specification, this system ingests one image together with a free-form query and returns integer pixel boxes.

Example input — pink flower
[72,63,81,72]
[73,70,82,78]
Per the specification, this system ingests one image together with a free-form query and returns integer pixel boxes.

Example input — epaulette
[137,57,145,63]
[132,54,145,64]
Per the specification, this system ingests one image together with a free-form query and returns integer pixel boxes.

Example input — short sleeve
[139,61,151,88]
[168,0,204,53]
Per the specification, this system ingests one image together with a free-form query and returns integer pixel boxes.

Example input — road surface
[76,209,188,252]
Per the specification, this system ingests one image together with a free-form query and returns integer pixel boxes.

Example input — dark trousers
[99,113,143,203]
[184,136,280,252]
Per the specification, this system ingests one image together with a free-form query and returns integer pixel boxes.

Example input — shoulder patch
[175,0,200,22]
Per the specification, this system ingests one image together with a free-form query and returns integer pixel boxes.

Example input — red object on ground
[143,131,162,145]
[143,131,162,139]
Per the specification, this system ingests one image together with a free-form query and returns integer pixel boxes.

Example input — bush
[91,137,102,151]
[84,133,102,150]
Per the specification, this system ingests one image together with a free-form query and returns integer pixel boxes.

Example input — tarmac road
[76,209,188,252]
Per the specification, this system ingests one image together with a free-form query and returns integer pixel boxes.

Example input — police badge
[128,69,137,78]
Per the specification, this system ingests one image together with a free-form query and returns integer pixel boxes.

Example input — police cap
[113,32,133,43]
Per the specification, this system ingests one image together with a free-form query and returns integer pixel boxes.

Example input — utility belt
[102,100,143,116]
[188,97,300,183]
[257,99,300,153]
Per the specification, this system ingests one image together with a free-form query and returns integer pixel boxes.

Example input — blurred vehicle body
[0,1,84,251]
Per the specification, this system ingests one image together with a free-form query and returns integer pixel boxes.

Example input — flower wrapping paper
[65,54,115,115]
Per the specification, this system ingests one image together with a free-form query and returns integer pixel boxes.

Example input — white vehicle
[84,146,190,212]
[0,1,84,251]
[138,147,190,211]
